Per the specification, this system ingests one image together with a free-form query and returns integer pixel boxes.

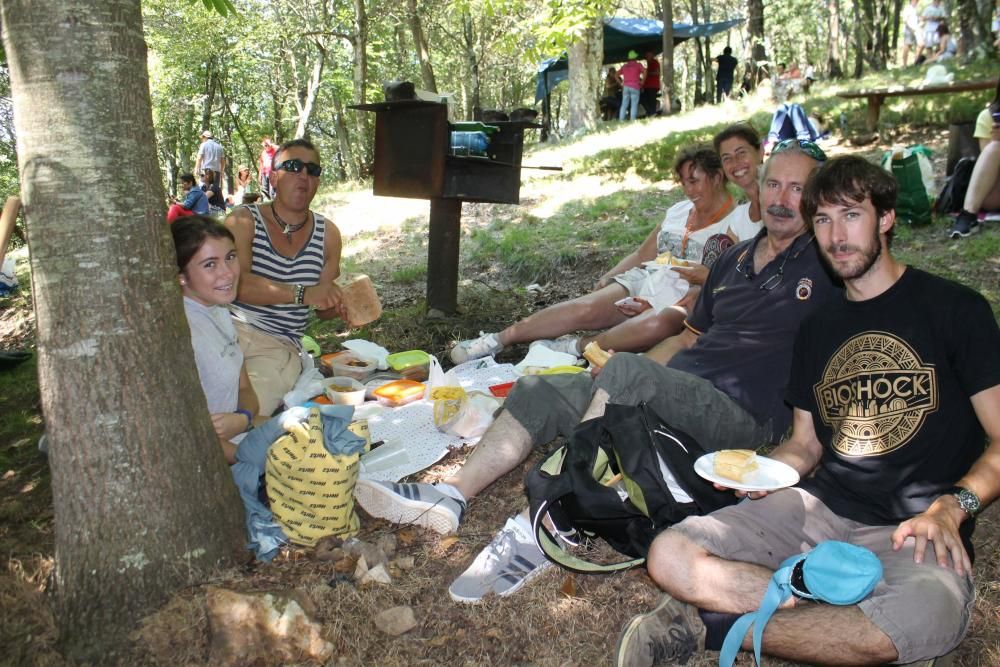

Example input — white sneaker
[530,336,581,357]
[450,332,503,364]
[447,516,552,603]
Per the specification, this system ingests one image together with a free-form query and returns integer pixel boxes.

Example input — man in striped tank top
[226,139,347,415]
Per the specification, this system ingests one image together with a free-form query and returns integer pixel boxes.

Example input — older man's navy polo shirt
[668,229,839,437]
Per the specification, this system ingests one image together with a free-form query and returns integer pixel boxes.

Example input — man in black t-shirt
[621,156,1000,666]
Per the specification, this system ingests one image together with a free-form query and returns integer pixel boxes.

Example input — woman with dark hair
[451,145,760,362]
[927,21,958,62]
[714,123,764,223]
[951,79,1000,237]
[172,215,259,463]
[201,169,226,214]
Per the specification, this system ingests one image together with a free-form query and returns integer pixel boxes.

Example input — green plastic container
[385,350,431,381]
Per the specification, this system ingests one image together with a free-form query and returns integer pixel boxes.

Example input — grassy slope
[0,60,998,664]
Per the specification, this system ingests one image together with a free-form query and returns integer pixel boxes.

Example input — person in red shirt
[641,51,661,117]
[618,50,645,121]
[258,137,277,199]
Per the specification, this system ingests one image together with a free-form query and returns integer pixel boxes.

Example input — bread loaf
[336,274,382,327]
[583,341,612,368]
[713,449,759,482]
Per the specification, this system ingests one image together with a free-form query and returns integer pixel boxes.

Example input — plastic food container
[324,377,367,405]
[372,379,426,407]
[488,381,516,398]
[386,350,431,382]
[330,353,377,381]
[318,351,350,377]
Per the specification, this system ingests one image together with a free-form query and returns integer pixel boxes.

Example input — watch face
[955,488,981,514]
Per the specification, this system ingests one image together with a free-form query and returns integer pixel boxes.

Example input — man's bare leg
[498,283,629,347]
[647,530,897,665]
[443,411,535,499]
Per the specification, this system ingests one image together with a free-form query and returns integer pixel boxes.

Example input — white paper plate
[694,452,800,492]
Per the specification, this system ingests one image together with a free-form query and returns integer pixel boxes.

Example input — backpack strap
[530,498,645,574]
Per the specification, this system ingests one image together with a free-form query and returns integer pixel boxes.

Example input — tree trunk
[853,0,865,78]
[0,0,246,660]
[748,0,766,84]
[293,42,325,139]
[407,0,437,92]
[331,95,360,180]
[351,0,370,164]
[828,0,844,78]
[661,0,675,113]
[462,12,481,117]
[566,15,602,133]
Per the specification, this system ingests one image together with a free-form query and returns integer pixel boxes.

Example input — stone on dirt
[205,586,334,665]
[374,605,417,636]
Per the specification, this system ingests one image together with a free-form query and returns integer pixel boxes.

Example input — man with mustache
[356,141,839,603]
[617,155,1000,666]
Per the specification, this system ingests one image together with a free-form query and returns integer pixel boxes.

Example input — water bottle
[450,131,489,157]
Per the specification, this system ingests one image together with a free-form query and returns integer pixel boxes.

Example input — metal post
[426,197,462,315]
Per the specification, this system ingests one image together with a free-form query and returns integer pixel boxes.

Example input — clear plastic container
[330,353,377,380]
[324,377,367,405]
[372,379,426,407]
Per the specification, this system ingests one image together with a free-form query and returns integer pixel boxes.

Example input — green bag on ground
[880,146,934,226]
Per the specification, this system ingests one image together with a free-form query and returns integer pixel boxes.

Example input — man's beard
[823,226,882,280]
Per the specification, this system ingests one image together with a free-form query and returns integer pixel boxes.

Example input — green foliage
[191,0,238,18]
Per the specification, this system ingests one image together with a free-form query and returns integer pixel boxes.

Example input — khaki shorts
[670,487,975,663]
[234,320,302,416]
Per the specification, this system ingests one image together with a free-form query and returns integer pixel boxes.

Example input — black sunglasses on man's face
[275,158,323,177]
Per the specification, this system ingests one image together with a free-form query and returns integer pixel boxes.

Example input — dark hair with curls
[170,215,235,272]
[674,145,726,183]
[800,155,897,243]
[712,123,762,154]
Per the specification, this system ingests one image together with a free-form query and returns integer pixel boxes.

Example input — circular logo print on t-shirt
[813,331,938,457]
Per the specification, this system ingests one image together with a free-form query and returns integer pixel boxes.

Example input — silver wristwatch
[947,486,981,516]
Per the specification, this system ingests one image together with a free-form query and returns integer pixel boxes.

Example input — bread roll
[583,341,612,368]
[337,274,382,326]
[713,449,759,482]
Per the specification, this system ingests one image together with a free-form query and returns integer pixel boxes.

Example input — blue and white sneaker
[354,480,465,535]
[448,515,552,604]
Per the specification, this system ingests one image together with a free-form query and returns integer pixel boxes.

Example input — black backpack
[935,157,976,215]
[524,402,737,574]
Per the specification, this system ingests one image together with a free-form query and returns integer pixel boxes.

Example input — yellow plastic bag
[265,408,360,546]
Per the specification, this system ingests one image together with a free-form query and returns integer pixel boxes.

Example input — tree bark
[748,0,767,84]
[661,0,675,113]
[351,0,370,164]
[827,0,844,78]
[566,15,602,133]
[462,11,482,117]
[407,0,437,92]
[0,0,245,659]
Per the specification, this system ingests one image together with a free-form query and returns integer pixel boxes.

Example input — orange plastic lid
[373,379,426,401]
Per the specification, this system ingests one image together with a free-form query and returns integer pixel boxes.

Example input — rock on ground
[205,586,334,665]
